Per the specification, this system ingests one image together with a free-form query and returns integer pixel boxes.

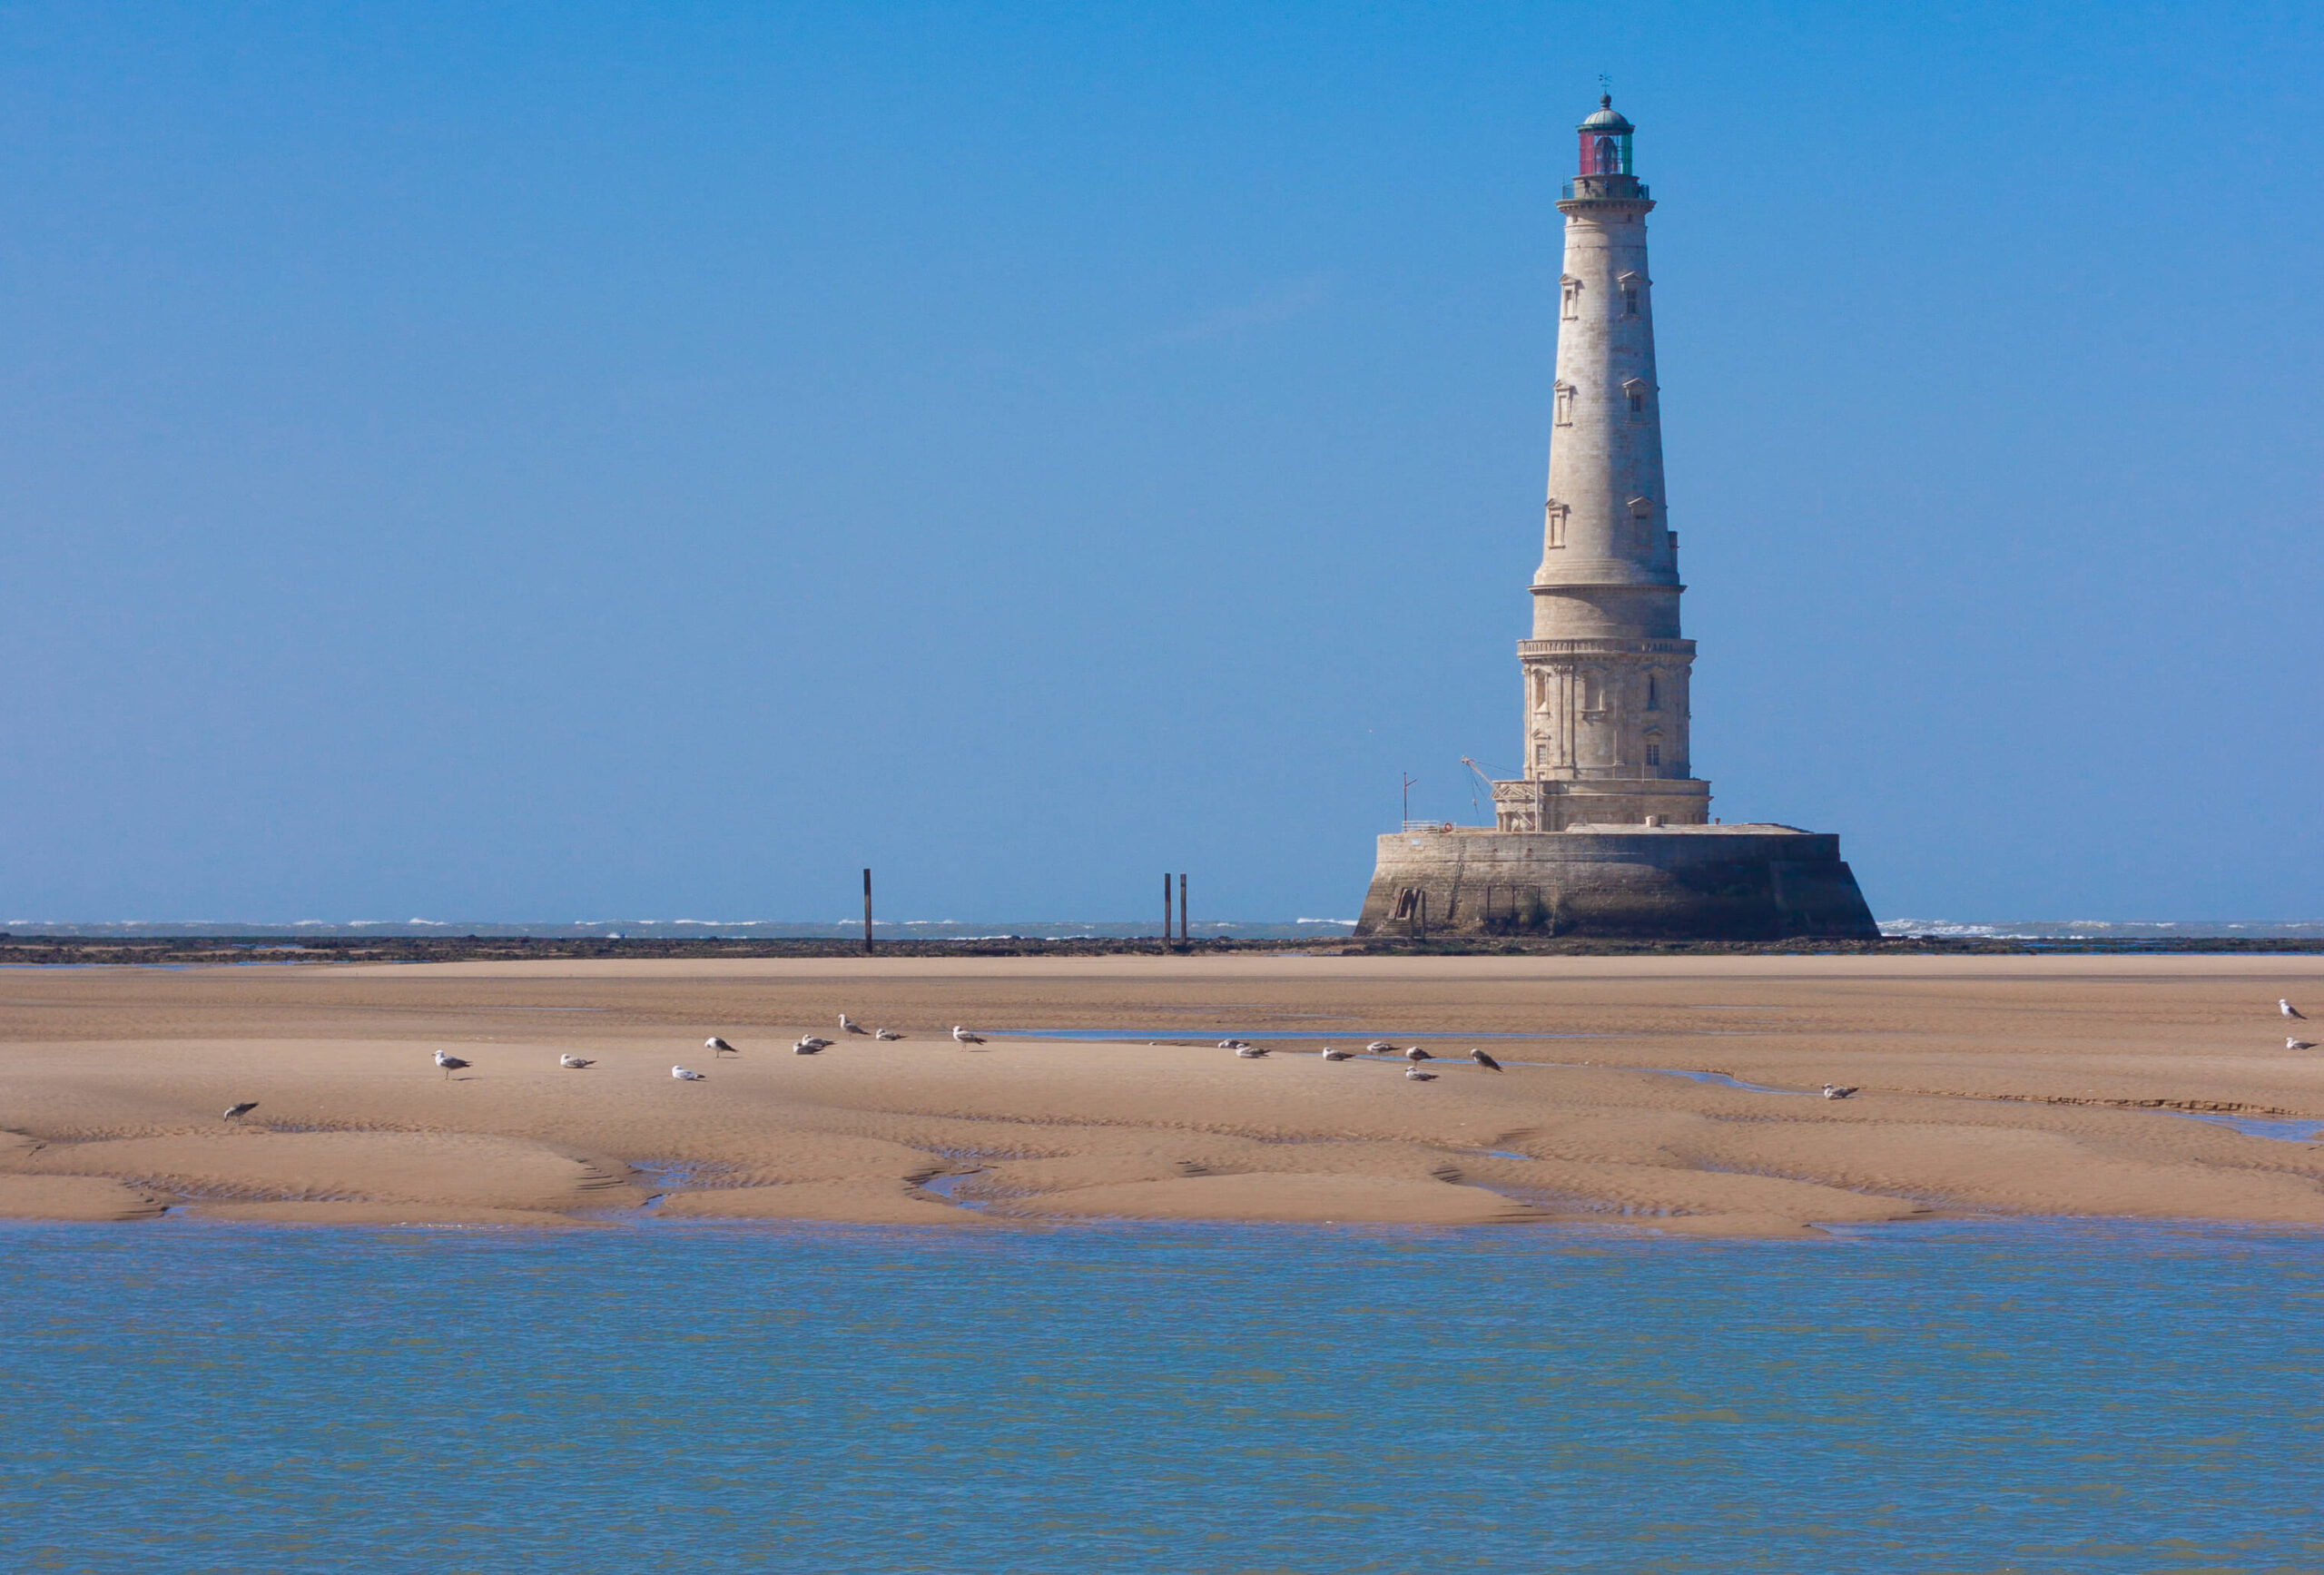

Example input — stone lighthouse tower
[1352,94,1878,940]
[1506,94,1709,832]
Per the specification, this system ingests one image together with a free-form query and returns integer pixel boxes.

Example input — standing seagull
[2284,1000,2308,1020]
[952,1026,986,1044]
[875,1029,905,1041]
[559,1054,595,1069]
[1822,1084,1858,1100]
[1403,1046,1435,1063]
[2290,1038,2317,1052]
[672,1065,707,1080]
[434,1050,470,1081]
[222,1101,259,1121]
[1469,1048,1504,1072]
[841,1014,870,1035]
[1320,1046,1352,1061]
[706,1036,739,1057]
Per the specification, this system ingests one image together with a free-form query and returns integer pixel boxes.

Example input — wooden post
[862,868,873,955]
[1179,872,1188,944]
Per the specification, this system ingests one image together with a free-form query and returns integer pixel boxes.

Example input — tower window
[1553,384,1575,427]
[1623,287,1639,315]
[1560,276,1582,320]
[1646,674,1660,711]
[1622,379,1649,421]
[1645,743,1662,767]
[1545,500,1568,548]
[1629,392,1644,414]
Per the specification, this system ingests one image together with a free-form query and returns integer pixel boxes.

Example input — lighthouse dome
[1577,95,1633,133]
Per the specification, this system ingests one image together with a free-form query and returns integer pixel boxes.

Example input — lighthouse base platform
[1352,823,1878,941]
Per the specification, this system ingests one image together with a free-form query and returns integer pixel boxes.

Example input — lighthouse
[1352,95,1878,940]
[1503,94,1708,832]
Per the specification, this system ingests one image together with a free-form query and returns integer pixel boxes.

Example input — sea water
[3,1221,2319,1573]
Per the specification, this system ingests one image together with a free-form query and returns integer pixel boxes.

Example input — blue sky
[1,2,2317,923]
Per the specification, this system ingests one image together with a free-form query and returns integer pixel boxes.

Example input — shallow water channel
[4,1218,2319,1570]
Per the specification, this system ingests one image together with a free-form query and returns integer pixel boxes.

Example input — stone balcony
[1518,637,1695,658]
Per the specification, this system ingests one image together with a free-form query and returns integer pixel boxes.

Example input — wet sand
[4,953,2322,1235]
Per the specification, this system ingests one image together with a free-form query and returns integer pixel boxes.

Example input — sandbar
[3,952,2321,1235]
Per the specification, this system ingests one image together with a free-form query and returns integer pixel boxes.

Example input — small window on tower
[1545,500,1568,547]
[1629,392,1644,414]
[1554,384,1575,427]
[1560,276,1582,320]
[1623,287,1639,315]
[1622,378,1649,421]
[1645,743,1662,767]
[1646,674,1660,711]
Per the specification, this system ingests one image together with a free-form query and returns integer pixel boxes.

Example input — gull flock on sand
[217,1005,2316,1157]
[383,1000,2319,1090]
[393,1016,1561,1090]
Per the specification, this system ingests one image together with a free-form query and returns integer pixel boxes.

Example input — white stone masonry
[1495,97,1710,832]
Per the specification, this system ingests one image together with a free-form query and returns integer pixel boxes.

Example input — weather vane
[1598,72,1613,97]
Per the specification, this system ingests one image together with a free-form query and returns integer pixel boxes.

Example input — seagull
[2290,1038,2317,1052]
[1404,1067,1437,1082]
[2284,1000,2308,1020]
[1235,1045,1269,1058]
[1822,1084,1858,1100]
[1218,1039,1248,1050]
[875,1029,905,1040]
[672,1065,706,1080]
[558,1054,596,1069]
[222,1101,259,1121]
[706,1037,738,1057]
[435,1050,470,1080]
[952,1027,986,1044]
[793,1038,824,1056]
[841,1014,870,1035]
[1403,1046,1435,1063]
[1366,1040,1398,1055]
[796,1035,834,1050]
[1320,1046,1352,1061]
[1470,1048,1503,1072]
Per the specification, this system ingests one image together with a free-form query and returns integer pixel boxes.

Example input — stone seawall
[1353,825,1879,940]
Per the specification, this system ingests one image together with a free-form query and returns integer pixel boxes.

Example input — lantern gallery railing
[1561,178,1652,201]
